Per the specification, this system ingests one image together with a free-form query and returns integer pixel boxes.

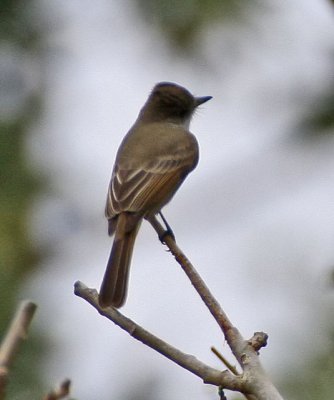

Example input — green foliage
[135,0,253,50]
[0,100,46,399]
[282,331,334,399]
[0,0,40,48]
[300,83,334,136]
[0,112,41,322]
[0,0,45,397]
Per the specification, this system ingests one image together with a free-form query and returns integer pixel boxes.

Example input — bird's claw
[159,227,175,244]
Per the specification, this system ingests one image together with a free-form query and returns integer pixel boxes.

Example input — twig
[43,379,71,400]
[211,347,239,376]
[0,301,37,400]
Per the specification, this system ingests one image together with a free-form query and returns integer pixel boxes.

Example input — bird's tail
[99,214,140,308]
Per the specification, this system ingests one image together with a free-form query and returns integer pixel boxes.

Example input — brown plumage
[99,82,212,308]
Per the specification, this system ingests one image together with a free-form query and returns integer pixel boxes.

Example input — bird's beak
[195,96,212,107]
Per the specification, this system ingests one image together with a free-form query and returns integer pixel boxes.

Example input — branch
[147,215,284,400]
[0,301,37,400]
[76,216,284,399]
[148,216,259,355]
[211,346,240,376]
[43,379,71,400]
[74,281,244,392]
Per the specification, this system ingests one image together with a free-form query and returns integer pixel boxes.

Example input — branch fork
[75,215,284,399]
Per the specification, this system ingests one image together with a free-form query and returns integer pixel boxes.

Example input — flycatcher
[99,82,212,308]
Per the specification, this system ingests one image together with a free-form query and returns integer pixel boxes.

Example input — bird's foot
[159,212,175,243]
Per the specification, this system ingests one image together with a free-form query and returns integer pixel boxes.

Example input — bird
[99,82,212,308]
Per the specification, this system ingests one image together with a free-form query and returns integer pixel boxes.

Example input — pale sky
[25,1,334,399]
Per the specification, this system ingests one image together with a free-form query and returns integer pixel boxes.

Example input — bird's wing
[105,146,197,221]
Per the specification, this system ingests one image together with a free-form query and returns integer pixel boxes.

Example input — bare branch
[0,301,37,400]
[147,215,284,400]
[43,379,71,400]
[211,347,240,376]
[75,216,285,399]
[147,216,244,354]
[74,281,245,392]
[247,332,268,352]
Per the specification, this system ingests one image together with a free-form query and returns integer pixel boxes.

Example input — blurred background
[1,0,334,399]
